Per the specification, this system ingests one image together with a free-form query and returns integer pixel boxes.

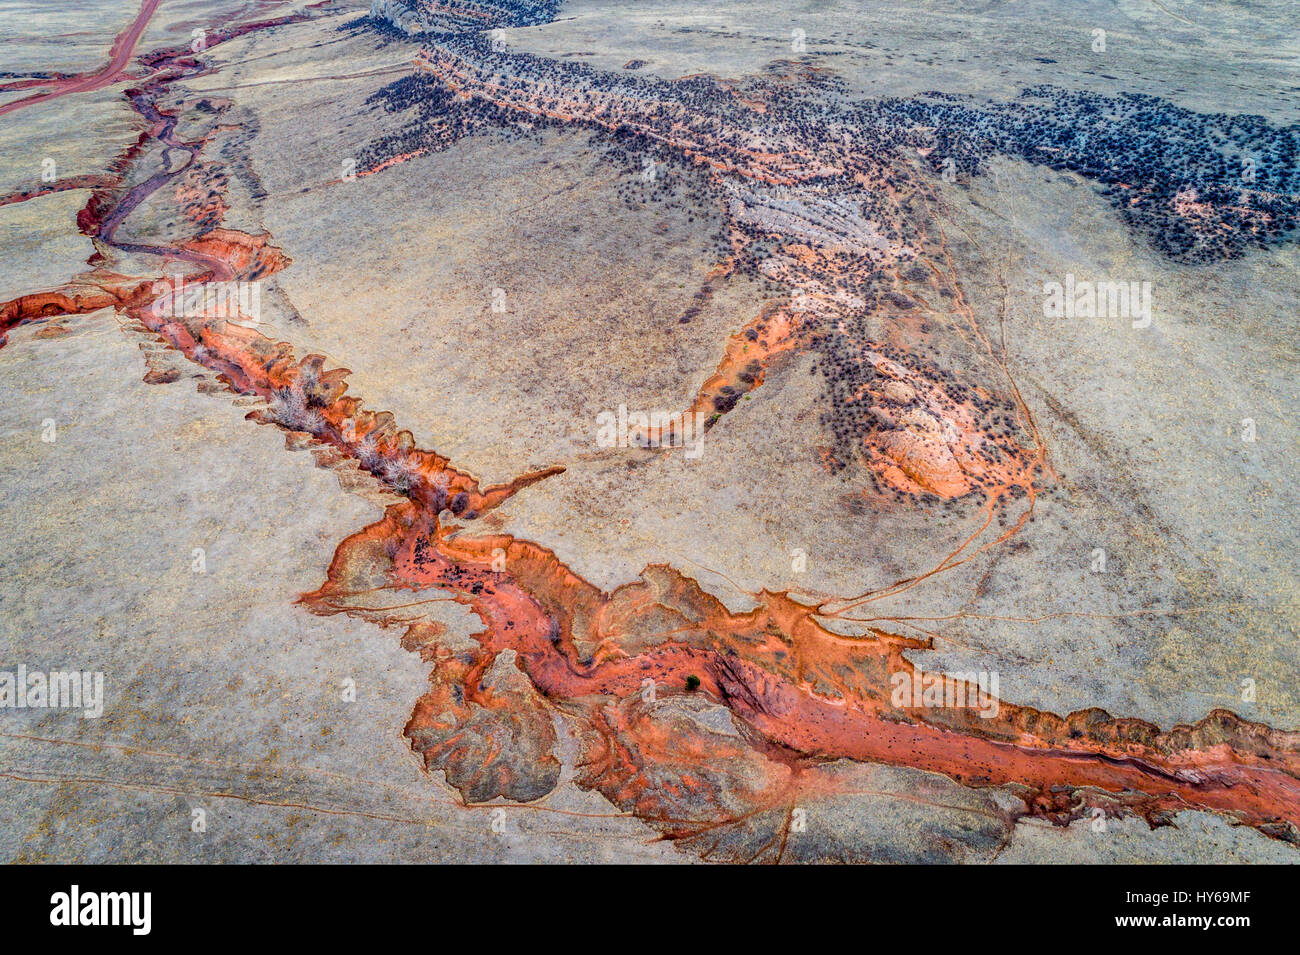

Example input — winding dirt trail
[0,0,164,118]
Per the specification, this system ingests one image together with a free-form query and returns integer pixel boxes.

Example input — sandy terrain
[0,0,1296,863]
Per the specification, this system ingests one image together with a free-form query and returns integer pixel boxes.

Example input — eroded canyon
[1,0,1298,863]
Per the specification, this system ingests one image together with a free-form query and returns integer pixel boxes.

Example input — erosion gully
[1,3,1297,859]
